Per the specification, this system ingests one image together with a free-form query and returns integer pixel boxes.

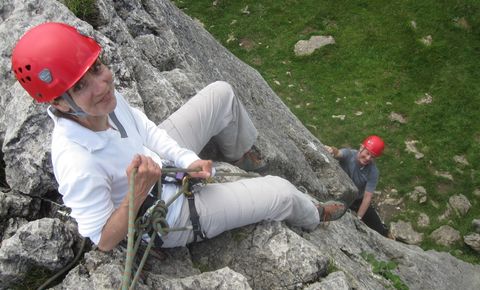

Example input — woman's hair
[49,97,78,121]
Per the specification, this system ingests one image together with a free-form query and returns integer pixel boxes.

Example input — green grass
[11,266,55,290]
[361,252,409,290]
[63,0,97,23]
[172,0,480,264]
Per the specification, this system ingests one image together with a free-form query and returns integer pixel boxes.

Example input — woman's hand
[99,155,161,251]
[125,154,162,206]
[187,159,213,179]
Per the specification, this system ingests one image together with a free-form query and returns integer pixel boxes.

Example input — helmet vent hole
[18,67,23,73]
[26,76,31,82]
[25,65,31,71]
[21,78,25,83]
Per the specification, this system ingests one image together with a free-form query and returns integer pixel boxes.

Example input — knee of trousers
[265,176,297,203]
[207,81,235,102]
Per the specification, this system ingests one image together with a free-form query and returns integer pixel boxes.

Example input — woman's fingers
[187,159,212,179]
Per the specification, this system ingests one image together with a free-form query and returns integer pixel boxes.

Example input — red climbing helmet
[11,22,101,102]
[362,135,385,157]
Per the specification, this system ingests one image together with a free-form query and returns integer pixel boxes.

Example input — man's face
[357,146,376,166]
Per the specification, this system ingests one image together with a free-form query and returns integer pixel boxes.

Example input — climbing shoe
[317,201,347,222]
[233,147,268,174]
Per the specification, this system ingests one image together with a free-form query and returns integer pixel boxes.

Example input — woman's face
[65,58,116,116]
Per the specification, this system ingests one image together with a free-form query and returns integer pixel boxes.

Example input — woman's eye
[92,61,103,74]
[72,81,85,92]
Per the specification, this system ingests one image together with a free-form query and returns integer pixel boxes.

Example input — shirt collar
[47,106,119,152]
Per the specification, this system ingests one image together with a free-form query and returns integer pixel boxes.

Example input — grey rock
[1,217,28,240]
[308,214,480,290]
[448,194,471,216]
[190,221,328,290]
[407,186,427,204]
[390,220,424,245]
[389,112,407,124]
[464,233,480,253]
[0,190,39,219]
[473,219,480,233]
[430,225,461,247]
[404,140,424,159]
[453,155,469,166]
[147,267,252,290]
[417,213,430,228]
[304,271,350,290]
[0,218,76,286]
[434,170,454,181]
[294,35,335,56]
[420,35,433,46]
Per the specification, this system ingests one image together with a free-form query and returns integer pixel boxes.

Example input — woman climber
[11,22,346,251]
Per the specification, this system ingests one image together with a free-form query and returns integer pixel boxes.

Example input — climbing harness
[121,167,259,290]
[184,177,208,243]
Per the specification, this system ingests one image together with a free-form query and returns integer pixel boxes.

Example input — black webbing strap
[186,179,207,243]
[137,172,207,246]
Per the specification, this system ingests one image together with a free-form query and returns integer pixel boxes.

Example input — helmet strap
[61,93,88,117]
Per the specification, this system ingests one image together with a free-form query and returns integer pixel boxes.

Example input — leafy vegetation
[172,0,480,263]
[11,267,55,290]
[63,0,97,23]
[361,252,409,290]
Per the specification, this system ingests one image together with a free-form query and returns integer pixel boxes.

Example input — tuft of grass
[361,252,409,290]
[326,258,340,273]
[172,0,480,264]
[11,267,55,290]
[63,0,97,23]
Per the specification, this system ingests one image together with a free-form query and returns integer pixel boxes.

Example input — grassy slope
[173,0,480,263]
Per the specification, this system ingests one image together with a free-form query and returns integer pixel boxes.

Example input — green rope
[121,168,137,290]
[162,167,260,178]
[121,166,259,289]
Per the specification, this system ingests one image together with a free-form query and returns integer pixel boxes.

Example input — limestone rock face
[0,218,76,286]
[0,0,479,290]
[0,0,356,201]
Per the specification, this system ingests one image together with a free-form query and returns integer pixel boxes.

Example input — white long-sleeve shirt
[49,91,199,244]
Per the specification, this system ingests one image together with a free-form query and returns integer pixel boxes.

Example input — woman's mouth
[97,91,112,104]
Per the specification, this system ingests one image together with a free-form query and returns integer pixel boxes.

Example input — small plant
[326,258,339,273]
[63,0,97,23]
[12,266,54,290]
[361,252,409,290]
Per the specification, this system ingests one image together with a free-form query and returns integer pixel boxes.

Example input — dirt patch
[251,57,263,66]
[239,38,256,51]
[436,182,453,195]
[300,26,317,35]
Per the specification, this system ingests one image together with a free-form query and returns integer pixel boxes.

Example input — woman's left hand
[187,159,213,179]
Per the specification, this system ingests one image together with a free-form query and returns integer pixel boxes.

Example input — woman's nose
[89,73,109,95]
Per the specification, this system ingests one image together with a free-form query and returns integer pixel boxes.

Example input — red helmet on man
[362,135,385,157]
[11,22,101,103]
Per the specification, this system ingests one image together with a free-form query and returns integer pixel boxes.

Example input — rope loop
[122,167,258,290]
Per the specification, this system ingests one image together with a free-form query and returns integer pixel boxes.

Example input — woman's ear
[50,97,70,113]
